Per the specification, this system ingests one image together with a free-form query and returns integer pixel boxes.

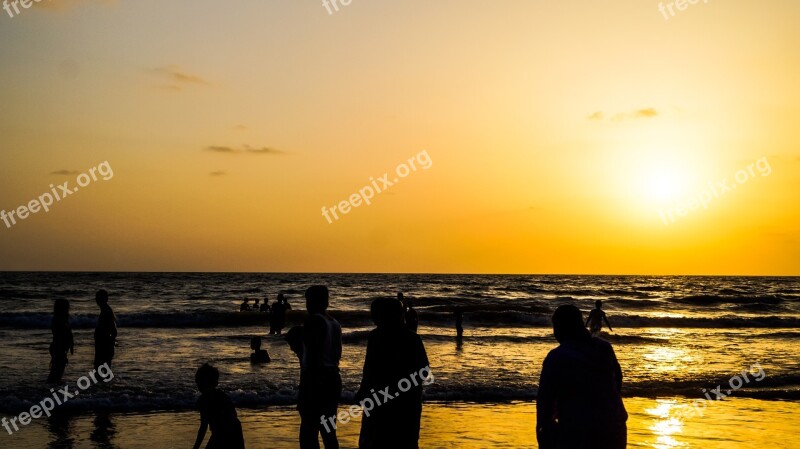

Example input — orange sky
[0,0,798,274]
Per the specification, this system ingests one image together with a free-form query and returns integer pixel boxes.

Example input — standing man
[585,300,613,337]
[299,286,342,449]
[94,289,117,370]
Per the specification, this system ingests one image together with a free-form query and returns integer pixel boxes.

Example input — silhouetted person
[250,336,271,364]
[94,290,117,370]
[454,307,464,345]
[585,300,613,337]
[270,294,291,335]
[192,363,245,449]
[356,298,430,449]
[254,298,261,311]
[48,298,74,383]
[401,293,419,334]
[299,286,342,449]
[260,299,270,313]
[240,299,251,312]
[537,305,627,449]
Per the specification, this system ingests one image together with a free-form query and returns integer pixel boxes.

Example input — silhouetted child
[48,298,74,383]
[192,363,245,449]
[250,337,271,364]
[259,300,270,313]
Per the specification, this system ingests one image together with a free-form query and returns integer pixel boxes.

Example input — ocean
[1,272,798,448]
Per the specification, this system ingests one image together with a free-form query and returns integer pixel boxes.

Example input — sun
[646,170,685,201]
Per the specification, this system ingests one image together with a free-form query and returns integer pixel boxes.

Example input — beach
[1,272,799,448]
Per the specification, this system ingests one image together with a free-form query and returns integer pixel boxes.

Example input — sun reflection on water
[646,400,687,449]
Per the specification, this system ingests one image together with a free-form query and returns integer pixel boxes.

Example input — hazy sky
[1,0,799,274]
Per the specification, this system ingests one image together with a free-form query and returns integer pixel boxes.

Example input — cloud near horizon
[50,169,79,175]
[205,145,284,155]
[588,108,659,121]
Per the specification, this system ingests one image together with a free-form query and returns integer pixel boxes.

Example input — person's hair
[250,336,262,350]
[397,292,404,300]
[95,289,109,305]
[552,305,591,343]
[195,363,219,392]
[54,298,70,317]
[305,286,329,313]
[278,293,285,302]
[595,300,602,308]
[371,297,405,329]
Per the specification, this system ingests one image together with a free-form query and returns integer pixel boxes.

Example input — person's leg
[299,414,321,449]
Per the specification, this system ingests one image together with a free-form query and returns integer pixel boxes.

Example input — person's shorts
[298,369,342,419]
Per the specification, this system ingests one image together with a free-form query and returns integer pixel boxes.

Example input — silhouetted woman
[536,305,627,449]
[48,298,74,383]
[356,297,430,449]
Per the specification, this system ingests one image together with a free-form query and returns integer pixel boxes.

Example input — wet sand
[3,397,798,448]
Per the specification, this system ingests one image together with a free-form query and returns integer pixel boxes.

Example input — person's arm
[192,417,208,449]
[536,353,558,449]
[355,335,377,401]
[585,312,591,327]
[603,312,613,332]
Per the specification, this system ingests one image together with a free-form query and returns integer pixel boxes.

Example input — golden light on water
[646,400,687,449]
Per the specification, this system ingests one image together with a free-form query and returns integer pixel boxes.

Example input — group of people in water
[241,294,293,335]
[48,287,624,449]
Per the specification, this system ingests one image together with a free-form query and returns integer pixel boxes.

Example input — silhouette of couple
[48,290,117,384]
[284,286,429,449]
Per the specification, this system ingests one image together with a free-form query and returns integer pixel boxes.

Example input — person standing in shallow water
[48,298,74,383]
[585,300,613,337]
[94,290,117,370]
[298,286,342,449]
[537,305,627,449]
[356,297,430,449]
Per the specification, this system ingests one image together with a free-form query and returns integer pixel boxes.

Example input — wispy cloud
[151,66,210,91]
[204,145,284,155]
[209,170,226,176]
[50,169,79,175]
[588,107,660,121]
[37,0,116,12]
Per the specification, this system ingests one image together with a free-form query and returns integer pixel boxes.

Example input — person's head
[254,298,260,305]
[552,305,591,344]
[278,293,285,303]
[195,363,219,393]
[305,286,329,314]
[371,297,405,329]
[95,289,109,307]
[242,298,249,304]
[595,300,603,309]
[285,326,304,357]
[406,298,414,308]
[250,336,262,351]
[53,298,70,318]
[397,292,404,301]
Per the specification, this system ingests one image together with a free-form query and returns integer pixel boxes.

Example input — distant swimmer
[240,299,251,312]
[260,299,270,313]
[254,298,261,311]
[586,300,613,337]
[250,336,271,364]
